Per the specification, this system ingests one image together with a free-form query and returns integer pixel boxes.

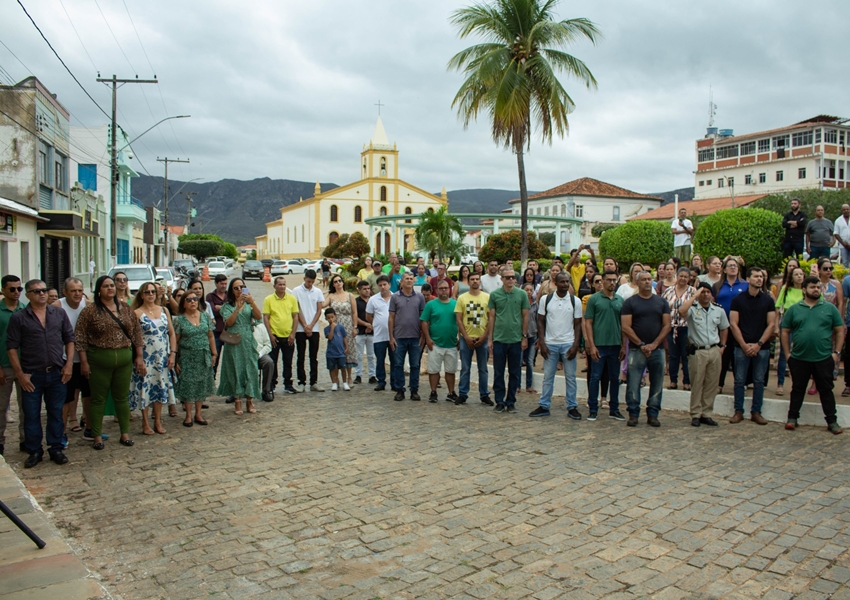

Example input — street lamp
[110,115,190,264]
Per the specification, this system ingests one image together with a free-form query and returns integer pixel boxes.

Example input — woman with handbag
[174,291,217,426]
[76,275,145,450]
[128,282,177,435]
[217,278,262,415]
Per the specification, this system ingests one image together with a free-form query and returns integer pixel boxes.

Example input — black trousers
[788,356,837,423]
[718,339,736,388]
[295,332,319,386]
[270,336,295,389]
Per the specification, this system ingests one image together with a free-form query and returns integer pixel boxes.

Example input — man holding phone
[671,207,695,265]
[566,244,596,295]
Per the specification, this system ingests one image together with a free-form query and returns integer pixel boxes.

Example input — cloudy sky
[2,0,848,196]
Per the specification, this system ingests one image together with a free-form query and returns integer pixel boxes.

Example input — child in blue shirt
[324,307,350,391]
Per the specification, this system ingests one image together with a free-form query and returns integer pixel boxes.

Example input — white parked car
[155,267,179,291]
[270,260,304,276]
[207,261,228,278]
[461,254,479,264]
[107,264,158,295]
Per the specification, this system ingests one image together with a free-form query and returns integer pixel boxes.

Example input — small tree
[323,234,349,259]
[414,206,464,263]
[693,208,784,275]
[343,231,371,259]
[591,223,619,238]
[538,232,556,246]
[479,230,551,263]
[597,220,672,267]
[177,239,222,262]
[221,242,238,260]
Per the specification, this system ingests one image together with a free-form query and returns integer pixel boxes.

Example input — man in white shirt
[834,204,850,268]
[366,275,393,391]
[671,208,694,265]
[480,260,503,294]
[292,269,325,392]
[530,273,583,419]
[53,278,89,443]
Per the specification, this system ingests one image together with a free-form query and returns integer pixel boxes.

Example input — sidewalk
[0,456,109,600]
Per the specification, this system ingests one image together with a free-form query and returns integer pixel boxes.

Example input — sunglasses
[503,275,516,279]
[821,267,833,271]
[114,277,128,282]
[5,286,23,292]
[142,289,157,295]
[184,297,199,303]
[28,288,48,294]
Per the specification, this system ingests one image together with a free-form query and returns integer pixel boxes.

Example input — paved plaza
[5,373,850,599]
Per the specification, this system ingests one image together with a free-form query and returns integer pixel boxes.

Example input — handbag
[220,330,241,345]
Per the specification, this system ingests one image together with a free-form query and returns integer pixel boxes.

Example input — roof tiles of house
[508,177,662,204]
[630,194,768,221]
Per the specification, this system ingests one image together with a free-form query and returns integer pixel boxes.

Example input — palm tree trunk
[516,147,529,268]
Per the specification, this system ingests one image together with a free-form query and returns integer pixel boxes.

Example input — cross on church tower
[375,100,384,115]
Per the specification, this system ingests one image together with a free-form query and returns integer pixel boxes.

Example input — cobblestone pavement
[7,374,850,600]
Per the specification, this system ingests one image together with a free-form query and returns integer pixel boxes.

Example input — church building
[255,118,446,260]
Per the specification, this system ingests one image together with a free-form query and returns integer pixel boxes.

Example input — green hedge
[597,220,673,267]
[692,208,784,275]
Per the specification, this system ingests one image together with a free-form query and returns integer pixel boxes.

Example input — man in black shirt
[782,197,807,259]
[621,271,671,427]
[6,279,75,468]
[354,280,376,384]
[729,267,775,425]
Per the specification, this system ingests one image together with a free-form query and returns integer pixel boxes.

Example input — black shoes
[529,407,550,417]
[647,416,661,428]
[567,408,582,420]
[225,397,235,404]
[368,377,378,384]
[454,395,467,405]
[284,386,297,394]
[262,391,274,402]
[480,396,494,406]
[410,391,421,402]
[587,412,598,421]
[699,417,718,427]
[394,391,405,401]
[24,454,42,468]
[494,405,507,413]
[627,416,639,427]
[354,376,362,384]
[446,392,459,403]
[506,405,517,413]
[609,410,625,421]
[374,384,386,391]
[429,391,438,403]
[691,418,701,427]
[50,451,69,465]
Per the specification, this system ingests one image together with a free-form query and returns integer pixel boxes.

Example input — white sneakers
[331,383,339,391]
[343,382,351,391]
[309,384,325,392]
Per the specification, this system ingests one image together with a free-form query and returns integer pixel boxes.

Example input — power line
[0,37,32,75]
[92,0,136,73]
[58,0,99,73]
[16,0,111,120]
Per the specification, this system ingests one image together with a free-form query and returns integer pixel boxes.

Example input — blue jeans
[783,239,804,259]
[391,338,421,393]
[459,337,489,399]
[667,327,690,385]
[373,340,393,387]
[522,336,537,389]
[588,345,621,413]
[810,246,831,259]
[733,347,770,414]
[626,348,665,418]
[492,341,522,407]
[22,369,66,456]
[539,343,578,410]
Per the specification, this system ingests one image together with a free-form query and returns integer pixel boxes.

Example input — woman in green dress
[174,292,217,426]
[218,278,262,415]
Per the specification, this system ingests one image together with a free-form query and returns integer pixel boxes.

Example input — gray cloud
[2,0,848,196]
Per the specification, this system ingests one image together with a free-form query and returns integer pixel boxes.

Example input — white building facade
[694,115,850,200]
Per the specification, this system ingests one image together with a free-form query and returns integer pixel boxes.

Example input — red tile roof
[630,194,768,221]
[508,177,662,204]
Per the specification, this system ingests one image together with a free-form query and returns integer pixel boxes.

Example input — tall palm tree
[448,0,600,265]
[414,206,464,264]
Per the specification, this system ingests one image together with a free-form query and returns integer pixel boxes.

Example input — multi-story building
[0,76,99,289]
[70,123,145,266]
[505,177,662,249]
[694,115,850,200]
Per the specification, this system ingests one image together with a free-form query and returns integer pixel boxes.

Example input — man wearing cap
[679,282,729,427]
[366,260,384,295]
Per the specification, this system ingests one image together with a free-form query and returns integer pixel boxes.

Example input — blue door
[117,239,130,264]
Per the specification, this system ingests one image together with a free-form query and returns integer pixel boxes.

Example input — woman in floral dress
[174,291,217,426]
[218,278,262,415]
[323,274,358,385]
[129,282,177,435]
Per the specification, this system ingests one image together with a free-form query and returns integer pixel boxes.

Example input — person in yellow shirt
[454,273,491,405]
[262,277,300,397]
[357,257,374,282]
[566,245,596,295]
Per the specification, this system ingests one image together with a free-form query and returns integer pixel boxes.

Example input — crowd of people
[1,198,848,468]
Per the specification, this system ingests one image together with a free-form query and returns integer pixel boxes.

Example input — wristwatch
[719,344,727,349]
[756,340,764,347]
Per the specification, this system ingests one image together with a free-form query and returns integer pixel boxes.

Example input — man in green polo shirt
[262,277,300,397]
[0,274,25,455]
[781,276,845,434]
[486,268,529,413]
[583,269,626,421]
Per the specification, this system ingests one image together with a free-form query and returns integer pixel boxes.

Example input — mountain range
[131,174,694,245]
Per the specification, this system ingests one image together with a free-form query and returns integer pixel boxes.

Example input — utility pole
[97,75,158,264]
[157,157,190,265]
[185,191,198,233]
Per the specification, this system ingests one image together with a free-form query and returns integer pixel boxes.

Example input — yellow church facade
[256,118,447,260]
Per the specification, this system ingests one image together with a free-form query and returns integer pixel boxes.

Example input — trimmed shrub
[591,223,620,238]
[598,220,673,267]
[479,230,551,263]
[693,208,784,275]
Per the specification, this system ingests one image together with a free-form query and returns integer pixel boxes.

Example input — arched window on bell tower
[380,157,387,176]
[380,186,387,202]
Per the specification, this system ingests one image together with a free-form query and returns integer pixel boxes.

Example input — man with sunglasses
[0,275,24,456]
[486,268,529,412]
[6,280,75,467]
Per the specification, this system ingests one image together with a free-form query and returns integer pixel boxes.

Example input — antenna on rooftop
[708,87,717,128]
